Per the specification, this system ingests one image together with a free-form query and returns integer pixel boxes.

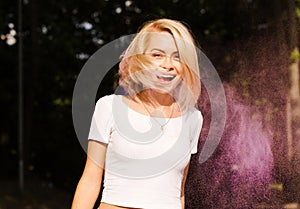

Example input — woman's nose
[160,56,174,70]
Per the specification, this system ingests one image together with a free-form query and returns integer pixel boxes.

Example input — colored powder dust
[185,33,291,208]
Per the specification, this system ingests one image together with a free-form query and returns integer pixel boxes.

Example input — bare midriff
[99,202,141,209]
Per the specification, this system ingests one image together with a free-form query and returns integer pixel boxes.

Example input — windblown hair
[118,18,201,111]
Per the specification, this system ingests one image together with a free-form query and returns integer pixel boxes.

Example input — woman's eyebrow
[150,48,165,53]
[150,48,179,54]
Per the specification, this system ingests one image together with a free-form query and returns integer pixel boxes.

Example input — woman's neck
[139,89,174,107]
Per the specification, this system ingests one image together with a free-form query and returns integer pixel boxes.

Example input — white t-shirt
[88,94,203,209]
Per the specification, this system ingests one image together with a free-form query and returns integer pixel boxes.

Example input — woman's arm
[181,161,190,209]
[71,140,107,209]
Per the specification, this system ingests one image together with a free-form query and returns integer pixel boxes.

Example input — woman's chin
[152,80,180,94]
[157,78,174,85]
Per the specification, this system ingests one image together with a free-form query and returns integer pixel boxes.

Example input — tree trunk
[286,0,300,203]
[24,0,40,182]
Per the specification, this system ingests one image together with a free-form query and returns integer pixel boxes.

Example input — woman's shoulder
[94,94,120,110]
[186,107,203,121]
[187,106,202,115]
[96,94,120,104]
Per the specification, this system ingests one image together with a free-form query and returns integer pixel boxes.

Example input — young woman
[71,18,203,209]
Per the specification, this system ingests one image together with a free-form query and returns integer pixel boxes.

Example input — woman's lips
[157,74,176,82]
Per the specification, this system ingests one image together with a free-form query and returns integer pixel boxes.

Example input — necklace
[140,100,175,131]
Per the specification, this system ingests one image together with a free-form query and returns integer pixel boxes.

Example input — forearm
[181,162,190,209]
[72,141,106,209]
[71,175,101,209]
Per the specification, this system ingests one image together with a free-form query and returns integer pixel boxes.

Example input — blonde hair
[119,18,201,111]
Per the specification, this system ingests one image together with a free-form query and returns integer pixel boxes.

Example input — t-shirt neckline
[115,94,188,119]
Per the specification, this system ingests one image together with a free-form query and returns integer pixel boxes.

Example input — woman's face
[144,31,183,85]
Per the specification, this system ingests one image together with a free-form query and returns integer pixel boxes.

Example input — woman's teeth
[157,75,176,81]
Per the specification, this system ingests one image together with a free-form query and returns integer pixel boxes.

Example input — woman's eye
[173,53,180,61]
[152,53,163,58]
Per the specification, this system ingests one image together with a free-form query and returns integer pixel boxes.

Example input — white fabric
[88,94,203,209]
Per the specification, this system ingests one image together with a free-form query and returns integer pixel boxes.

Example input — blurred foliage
[290,47,300,61]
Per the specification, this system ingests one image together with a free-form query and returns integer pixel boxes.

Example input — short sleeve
[88,96,113,144]
[190,110,203,154]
